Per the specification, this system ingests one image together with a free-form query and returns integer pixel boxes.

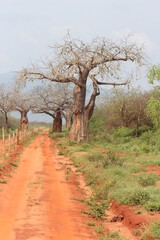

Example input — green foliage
[84,197,107,219]
[112,188,150,206]
[87,221,96,226]
[113,127,135,138]
[145,201,160,212]
[99,231,126,240]
[138,174,158,187]
[146,96,160,129]
[10,162,18,168]
[127,189,150,205]
[148,64,160,84]
[94,223,104,235]
[88,150,124,168]
[142,221,160,239]
[89,109,111,142]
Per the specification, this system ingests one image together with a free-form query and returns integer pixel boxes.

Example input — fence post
[13,132,15,149]
[9,134,11,153]
[2,127,5,157]
[16,129,19,145]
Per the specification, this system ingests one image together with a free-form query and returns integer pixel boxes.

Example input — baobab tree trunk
[69,82,99,142]
[20,111,28,130]
[69,111,89,142]
[5,113,9,132]
[53,109,62,133]
[65,109,73,129]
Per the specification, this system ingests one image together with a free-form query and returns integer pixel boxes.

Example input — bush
[105,150,124,167]
[125,189,150,205]
[113,127,135,138]
[142,221,160,239]
[137,125,151,136]
[84,197,107,219]
[139,174,158,187]
[88,150,123,168]
[145,201,160,212]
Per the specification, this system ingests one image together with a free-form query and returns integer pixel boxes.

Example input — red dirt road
[0,133,96,240]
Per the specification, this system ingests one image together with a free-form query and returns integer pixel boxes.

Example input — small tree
[147,64,160,129]
[32,84,73,132]
[18,34,145,142]
[146,89,160,129]
[0,84,14,132]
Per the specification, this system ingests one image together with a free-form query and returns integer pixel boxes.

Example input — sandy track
[0,133,96,240]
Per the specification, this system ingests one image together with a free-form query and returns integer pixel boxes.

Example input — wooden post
[13,132,15,149]
[19,130,22,142]
[2,127,5,157]
[9,134,11,153]
[16,129,19,145]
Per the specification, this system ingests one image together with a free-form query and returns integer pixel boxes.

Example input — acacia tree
[0,84,14,132]
[32,84,73,132]
[19,35,144,142]
[13,92,32,130]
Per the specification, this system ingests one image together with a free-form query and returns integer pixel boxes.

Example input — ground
[0,133,96,240]
[0,132,160,240]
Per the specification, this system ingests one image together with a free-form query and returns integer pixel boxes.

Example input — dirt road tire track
[0,133,96,240]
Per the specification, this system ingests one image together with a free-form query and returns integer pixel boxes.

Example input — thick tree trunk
[65,109,73,129]
[69,81,98,142]
[69,111,89,142]
[20,111,28,130]
[53,110,62,133]
[5,113,9,132]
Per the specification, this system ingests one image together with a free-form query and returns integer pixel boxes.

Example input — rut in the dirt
[0,134,96,240]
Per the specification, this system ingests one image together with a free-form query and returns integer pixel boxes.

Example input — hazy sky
[0,0,160,122]
[0,0,160,74]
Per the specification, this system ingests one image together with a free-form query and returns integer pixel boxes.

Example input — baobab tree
[32,84,73,132]
[18,34,145,142]
[63,107,73,129]
[0,84,14,132]
[13,92,32,130]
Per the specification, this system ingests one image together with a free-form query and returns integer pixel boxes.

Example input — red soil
[0,133,97,240]
[109,200,160,233]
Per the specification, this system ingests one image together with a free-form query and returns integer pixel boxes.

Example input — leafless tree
[0,84,14,132]
[13,92,32,130]
[18,34,145,142]
[32,83,73,132]
[62,107,73,129]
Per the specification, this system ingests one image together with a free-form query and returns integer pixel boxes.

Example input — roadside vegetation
[49,86,160,239]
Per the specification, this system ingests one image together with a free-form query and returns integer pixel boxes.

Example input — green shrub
[113,127,135,138]
[137,125,151,136]
[129,189,150,205]
[139,174,158,187]
[105,150,124,167]
[99,231,126,240]
[145,201,160,212]
[84,197,107,219]
[142,221,160,239]
[88,150,123,168]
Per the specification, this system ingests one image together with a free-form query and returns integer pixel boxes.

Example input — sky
[0,0,160,121]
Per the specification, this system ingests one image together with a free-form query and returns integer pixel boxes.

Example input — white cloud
[111,29,153,52]
[19,32,39,46]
